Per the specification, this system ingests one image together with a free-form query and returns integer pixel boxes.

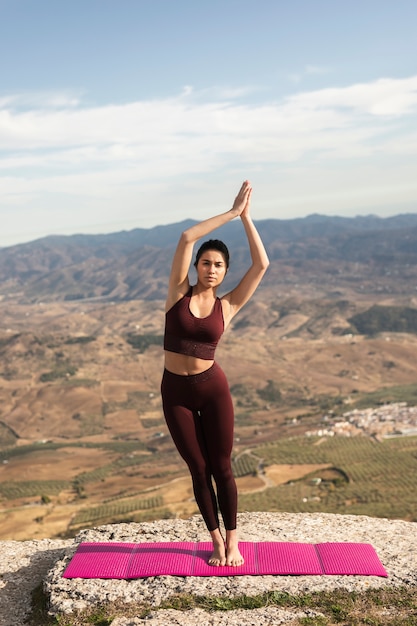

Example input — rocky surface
[1,512,416,625]
[0,537,71,626]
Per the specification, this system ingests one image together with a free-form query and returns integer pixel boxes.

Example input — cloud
[0,91,82,110]
[1,75,416,166]
[288,75,417,116]
[305,65,331,75]
[0,74,416,245]
[287,64,331,84]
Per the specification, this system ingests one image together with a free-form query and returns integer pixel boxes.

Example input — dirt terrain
[1,286,417,540]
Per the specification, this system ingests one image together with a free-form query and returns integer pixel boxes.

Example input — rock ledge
[1,512,416,626]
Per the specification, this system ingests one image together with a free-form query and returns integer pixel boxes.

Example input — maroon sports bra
[164,286,225,360]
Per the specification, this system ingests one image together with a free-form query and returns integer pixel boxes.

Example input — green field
[239,434,417,521]
[1,432,417,532]
[69,495,165,528]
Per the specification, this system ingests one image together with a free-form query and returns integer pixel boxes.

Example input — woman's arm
[221,190,270,325]
[165,181,252,311]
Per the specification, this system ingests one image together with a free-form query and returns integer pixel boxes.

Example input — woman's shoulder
[165,284,192,313]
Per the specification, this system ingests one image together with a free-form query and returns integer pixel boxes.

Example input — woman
[161,180,269,567]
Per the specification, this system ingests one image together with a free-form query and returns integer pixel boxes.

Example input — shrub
[349,305,417,335]
[64,336,96,344]
[40,363,77,382]
[125,333,163,352]
[257,380,282,403]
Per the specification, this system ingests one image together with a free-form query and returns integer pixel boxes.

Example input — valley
[1,282,417,540]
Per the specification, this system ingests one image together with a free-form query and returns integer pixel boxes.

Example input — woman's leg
[161,370,220,533]
[161,367,243,566]
[198,365,244,566]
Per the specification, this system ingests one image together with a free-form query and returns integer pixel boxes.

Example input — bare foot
[225,529,244,567]
[226,542,244,567]
[208,528,226,566]
[208,540,226,567]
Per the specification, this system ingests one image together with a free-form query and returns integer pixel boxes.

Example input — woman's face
[196,249,227,288]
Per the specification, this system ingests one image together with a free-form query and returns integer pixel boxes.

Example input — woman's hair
[194,239,230,269]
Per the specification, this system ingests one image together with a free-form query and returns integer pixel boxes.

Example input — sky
[1,0,417,247]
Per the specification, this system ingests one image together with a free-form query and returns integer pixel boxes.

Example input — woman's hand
[230,180,252,217]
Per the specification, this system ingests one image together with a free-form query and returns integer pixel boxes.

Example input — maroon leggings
[161,362,237,532]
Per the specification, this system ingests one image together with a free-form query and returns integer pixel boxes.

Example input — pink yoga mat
[315,542,388,576]
[62,541,388,579]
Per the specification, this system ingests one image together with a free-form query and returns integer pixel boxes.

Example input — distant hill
[349,305,417,336]
[0,213,417,302]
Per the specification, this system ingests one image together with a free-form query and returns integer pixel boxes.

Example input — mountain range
[1,213,417,303]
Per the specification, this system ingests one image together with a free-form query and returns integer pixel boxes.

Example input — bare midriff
[164,350,214,376]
